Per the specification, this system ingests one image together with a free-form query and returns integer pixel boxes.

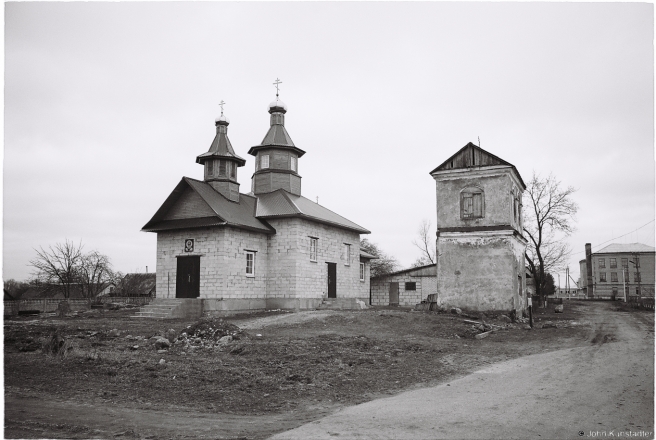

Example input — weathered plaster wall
[435,170,523,232]
[437,232,526,313]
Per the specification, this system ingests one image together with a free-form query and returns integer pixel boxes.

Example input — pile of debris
[175,317,247,350]
[463,319,510,339]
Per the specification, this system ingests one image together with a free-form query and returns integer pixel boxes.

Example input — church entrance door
[176,256,200,298]
[327,263,337,298]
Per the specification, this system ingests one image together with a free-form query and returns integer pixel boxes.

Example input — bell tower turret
[196,102,246,202]
[248,80,306,195]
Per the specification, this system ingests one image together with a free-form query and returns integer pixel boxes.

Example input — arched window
[461,186,484,219]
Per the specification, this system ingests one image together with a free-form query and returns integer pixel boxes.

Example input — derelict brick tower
[430,143,528,314]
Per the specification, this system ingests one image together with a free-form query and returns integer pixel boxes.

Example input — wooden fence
[3,296,153,316]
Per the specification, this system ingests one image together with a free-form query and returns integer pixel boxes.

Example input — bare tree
[29,240,84,299]
[360,239,400,277]
[412,219,435,266]
[523,173,578,306]
[78,251,115,298]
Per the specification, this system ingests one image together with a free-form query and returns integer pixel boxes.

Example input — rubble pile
[175,318,246,350]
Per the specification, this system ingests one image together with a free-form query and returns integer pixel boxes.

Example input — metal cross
[273,78,282,97]
[219,100,225,115]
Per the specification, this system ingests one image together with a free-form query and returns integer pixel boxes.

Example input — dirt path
[271,302,654,439]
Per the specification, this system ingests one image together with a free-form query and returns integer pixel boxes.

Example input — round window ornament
[184,239,194,253]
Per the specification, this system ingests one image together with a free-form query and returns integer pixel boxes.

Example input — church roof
[255,189,370,234]
[594,243,655,254]
[196,120,246,166]
[141,177,274,234]
[430,142,525,188]
[142,179,369,235]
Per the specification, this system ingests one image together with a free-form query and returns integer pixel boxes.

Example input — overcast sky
[4,2,654,285]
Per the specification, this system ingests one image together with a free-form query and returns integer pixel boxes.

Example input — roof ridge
[278,189,302,214]
[183,178,227,222]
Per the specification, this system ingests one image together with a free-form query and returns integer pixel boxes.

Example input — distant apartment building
[579,243,655,299]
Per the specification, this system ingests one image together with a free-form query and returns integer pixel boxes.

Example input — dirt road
[272,302,654,439]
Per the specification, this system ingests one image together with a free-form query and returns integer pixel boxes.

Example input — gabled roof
[255,189,370,234]
[430,142,525,188]
[196,125,246,166]
[594,243,655,254]
[141,177,274,234]
[371,263,437,279]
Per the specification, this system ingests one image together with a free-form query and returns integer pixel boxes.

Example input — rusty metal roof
[256,189,370,234]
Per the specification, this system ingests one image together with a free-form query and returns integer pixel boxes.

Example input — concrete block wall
[266,218,368,301]
[370,275,437,306]
[156,227,268,299]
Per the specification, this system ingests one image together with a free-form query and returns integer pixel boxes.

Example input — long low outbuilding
[370,264,437,306]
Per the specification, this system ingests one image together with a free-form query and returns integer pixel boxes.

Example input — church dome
[215,114,230,125]
[268,98,287,113]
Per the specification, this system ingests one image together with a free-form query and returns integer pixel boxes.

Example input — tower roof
[248,98,306,157]
[430,142,525,189]
[196,115,246,166]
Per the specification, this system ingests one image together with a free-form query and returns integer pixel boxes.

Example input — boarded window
[461,190,484,219]
[230,162,236,178]
[405,282,416,291]
[219,160,227,176]
[207,161,214,176]
[343,244,351,266]
[291,156,297,172]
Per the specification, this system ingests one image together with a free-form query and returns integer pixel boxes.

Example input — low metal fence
[627,296,655,311]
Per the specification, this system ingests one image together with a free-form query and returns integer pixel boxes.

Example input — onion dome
[215,114,230,125]
[268,98,287,114]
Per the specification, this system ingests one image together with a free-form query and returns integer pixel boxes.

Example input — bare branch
[412,219,436,265]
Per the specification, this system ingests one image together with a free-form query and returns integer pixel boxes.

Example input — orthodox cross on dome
[273,78,282,97]
[219,100,226,116]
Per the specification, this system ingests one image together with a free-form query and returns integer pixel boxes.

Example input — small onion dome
[215,114,230,125]
[268,98,288,113]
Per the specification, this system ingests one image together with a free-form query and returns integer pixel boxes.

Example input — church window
[360,262,365,281]
[207,160,214,176]
[219,160,227,176]
[343,244,351,266]
[261,155,270,169]
[291,156,297,172]
[461,188,484,219]
[246,252,255,277]
[310,238,318,262]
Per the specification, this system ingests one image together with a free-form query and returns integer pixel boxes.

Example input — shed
[370,264,437,306]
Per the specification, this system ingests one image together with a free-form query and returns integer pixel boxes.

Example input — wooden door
[176,256,200,298]
[327,263,337,298]
[389,282,399,305]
